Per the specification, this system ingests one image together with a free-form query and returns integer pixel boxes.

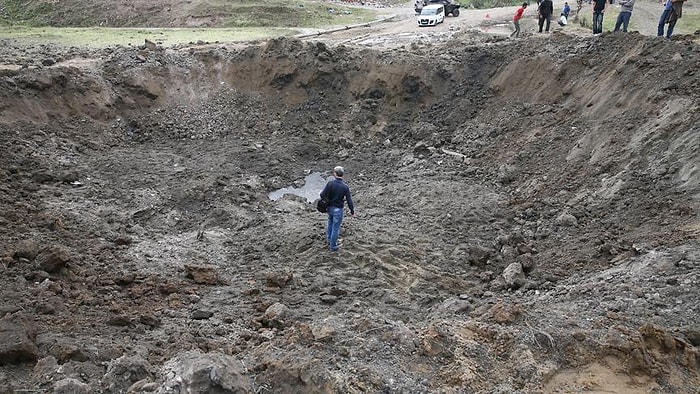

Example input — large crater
[0,35,698,392]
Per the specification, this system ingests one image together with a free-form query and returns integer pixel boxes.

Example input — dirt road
[313,0,698,46]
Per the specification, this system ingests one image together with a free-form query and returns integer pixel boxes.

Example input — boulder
[555,212,578,227]
[156,351,252,393]
[35,245,71,273]
[13,240,40,260]
[102,355,154,393]
[184,264,220,285]
[502,262,526,289]
[54,378,91,394]
[0,316,39,365]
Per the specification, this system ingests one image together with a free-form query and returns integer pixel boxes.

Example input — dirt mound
[0,32,699,393]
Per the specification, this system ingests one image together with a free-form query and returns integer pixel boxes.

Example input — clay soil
[0,1,699,393]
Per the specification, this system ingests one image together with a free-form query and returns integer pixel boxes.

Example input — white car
[417,4,445,27]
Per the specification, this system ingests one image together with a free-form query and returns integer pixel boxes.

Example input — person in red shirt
[511,2,528,38]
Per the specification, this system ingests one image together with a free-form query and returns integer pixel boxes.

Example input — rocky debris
[555,211,578,227]
[34,245,71,273]
[156,351,252,393]
[54,378,91,394]
[102,355,155,393]
[33,355,60,378]
[191,309,214,320]
[13,240,40,261]
[0,316,39,365]
[502,262,526,289]
[264,271,293,288]
[184,264,221,285]
[260,302,291,328]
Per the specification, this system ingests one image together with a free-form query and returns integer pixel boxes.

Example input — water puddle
[268,172,330,203]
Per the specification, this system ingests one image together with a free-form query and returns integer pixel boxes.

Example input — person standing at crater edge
[320,166,354,252]
[538,0,554,33]
[592,0,608,34]
[613,0,635,32]
[511,2,528,39]
[658,0,685,39]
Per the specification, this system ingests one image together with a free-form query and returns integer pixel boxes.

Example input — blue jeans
[657,9,675,37]
[614,11,631,32]
[326,207,343,251]
[592,11,604,34]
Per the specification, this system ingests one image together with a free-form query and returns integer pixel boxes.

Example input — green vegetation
[0,0,380,47]
[576,6,700,34]
[0,26,302,47]
[457,0,521,9]
[676,13,700,34]
[0,0,376,28]
[1,0,44,25]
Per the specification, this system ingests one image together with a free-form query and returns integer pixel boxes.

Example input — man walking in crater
[320,166,354,252]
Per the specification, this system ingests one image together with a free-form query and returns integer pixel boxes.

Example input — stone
[32,356,59,380]
[102,355,154,393]
[114,236,133,246]
[49,341,89,363]
[264,271,293,288]
[467,245,492,266]
[427,297,471,319]
[555,212,578,226]
[13,240,40,261]
[157,351,252,393]
[191,310,214,320]
[682,328,700,347]
[35,245,71,273]
[264,302,289,321]
[487,302,522,325]
[106,315,132,327]
[319,294,337,304]
[31,172,56,183]
[128,378,158,392]
[184,264,220,285]
[310,317,343,341]
[502,262,526,289]
[0,316,39,365]
[139,314,161,328]
[54,378,91,394]
[59,171,80,183]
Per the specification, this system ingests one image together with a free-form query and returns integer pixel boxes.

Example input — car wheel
[452,8,459,17]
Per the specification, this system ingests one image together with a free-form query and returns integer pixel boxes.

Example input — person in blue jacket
[320,166,354,252]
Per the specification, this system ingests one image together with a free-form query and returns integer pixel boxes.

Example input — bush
[576,13,591,28]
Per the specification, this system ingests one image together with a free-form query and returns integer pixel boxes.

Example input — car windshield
[421,8,438,15]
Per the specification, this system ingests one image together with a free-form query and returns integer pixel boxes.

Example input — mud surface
[0,3,699,393]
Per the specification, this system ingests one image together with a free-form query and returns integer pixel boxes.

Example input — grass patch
[0,26,301,48]
[0,0,380,47]
[577,6,700,34]
[675,13,700,34]
[0,0,377,28]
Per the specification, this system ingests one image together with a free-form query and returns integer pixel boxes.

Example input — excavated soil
[1,6,699,394]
